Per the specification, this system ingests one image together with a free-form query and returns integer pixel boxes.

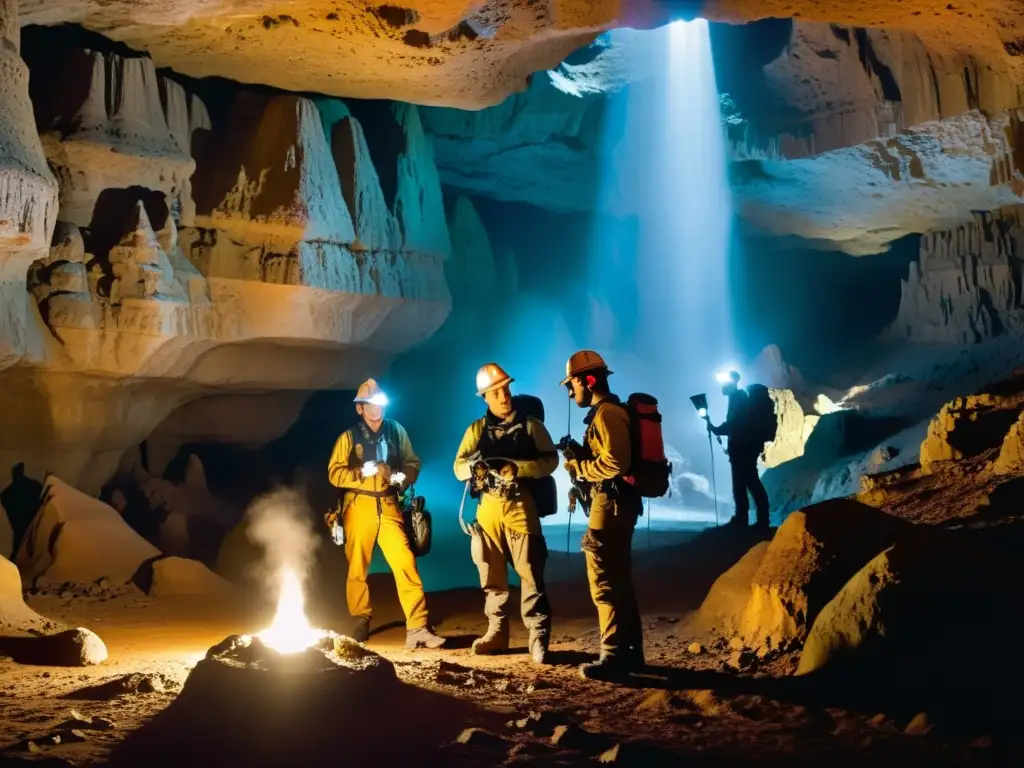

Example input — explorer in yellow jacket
[328,378,445,650]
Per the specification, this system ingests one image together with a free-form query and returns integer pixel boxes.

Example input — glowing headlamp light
[715,368,738,385]
[366,393,389,407]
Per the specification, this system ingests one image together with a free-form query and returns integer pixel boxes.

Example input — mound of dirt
[133,556,235,598]
[693,499,922,651]
[106,634,495,766]
[0,555,47,632]
[16,476,160,587]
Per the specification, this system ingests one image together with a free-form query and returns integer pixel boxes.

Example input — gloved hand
[563,458,580,477]
[497,462,518,484]
[324,509,339,529]
[390,471,407,487]
[361,461,378,478]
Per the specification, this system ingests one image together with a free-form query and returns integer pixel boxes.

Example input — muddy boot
[579,653,635,682]
[471,622,509,655]
[351,616,370,643]
[528,632,549,665]
[405,627,447,650]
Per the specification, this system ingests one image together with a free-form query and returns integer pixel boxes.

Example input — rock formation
[886,207,1024,344]
[761,388,820,470]
[0,36,455,493]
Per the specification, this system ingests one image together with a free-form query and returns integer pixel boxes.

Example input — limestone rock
[797,536,1007,685]
[330,114,399,252]
[695,499,918,650]
[16,475,160,587]
[0,503,11,559]
[107,201,189,303]
[994,410,1024,475]
[761,388,820,469]
[919,394,1000,474]
[145,556,234,598]
[392,103,451,258]
[0,554,44,630]
[0,0,58,249]
[27,46,196,228]
[446,196,500,310]
[885,208,1024,345]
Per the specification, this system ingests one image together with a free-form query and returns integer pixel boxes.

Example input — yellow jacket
[580,398,632,483]
[581,397,641,528]
[328,420,421,500]
[454,413,558,534]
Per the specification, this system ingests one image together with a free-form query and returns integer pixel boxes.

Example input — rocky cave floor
[5,371,1024,765]
[2,513,1022,765]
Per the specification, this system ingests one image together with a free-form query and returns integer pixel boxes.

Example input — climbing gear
[405,626,447,650]
[354,378,389,406]
[401,489,433,557]
[560,349,613,387]
[476,363,514,396]
[510,394,558,518]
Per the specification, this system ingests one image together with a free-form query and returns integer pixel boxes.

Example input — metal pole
[707,427,719,526]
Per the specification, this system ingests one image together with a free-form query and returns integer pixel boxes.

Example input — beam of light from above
[575,19,737,528]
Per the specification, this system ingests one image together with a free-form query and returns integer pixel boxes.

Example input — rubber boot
[579,652,635,682]
[472,590,510,655]
[471,622,509,655]
[405,627,447,650]
[528,632,549,665]
[351,616,370,643]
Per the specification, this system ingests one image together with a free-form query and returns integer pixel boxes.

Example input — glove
[497,462,518,484]
[564,458,581,477]
[361,461,378,478]
[390,471,406,487]
[324,509,339,529]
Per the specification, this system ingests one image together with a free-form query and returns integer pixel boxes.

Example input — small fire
[255,569,328,654]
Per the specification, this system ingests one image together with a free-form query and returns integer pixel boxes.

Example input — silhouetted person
[708,371,770,529]
[1,463,44,554]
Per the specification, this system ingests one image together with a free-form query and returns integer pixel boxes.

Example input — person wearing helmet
[560,350,644,682]
[708,369,770,529]
[453,363,559,664]
[328,378,446,650]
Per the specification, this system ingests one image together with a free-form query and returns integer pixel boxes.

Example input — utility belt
[344,487,400,500]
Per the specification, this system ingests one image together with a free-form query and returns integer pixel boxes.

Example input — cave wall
[0,21,456,494]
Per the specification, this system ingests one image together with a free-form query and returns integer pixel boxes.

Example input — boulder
[145,556,234,598]
[761,388,820,469]
[0,627,108,666]
[0,502,11,559]
[16,476,160,587]
[0,554,45,631]
[993,410,1024,475]
[694,499,920,650]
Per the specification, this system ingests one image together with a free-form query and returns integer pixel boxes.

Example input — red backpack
[621,393,671,498]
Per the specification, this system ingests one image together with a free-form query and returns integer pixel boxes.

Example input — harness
[476,410,542,501]
[344,419,403,499]
[583,397,631,498]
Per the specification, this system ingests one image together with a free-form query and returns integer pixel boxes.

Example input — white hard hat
[354,378,389,406]
[476,363,514,397]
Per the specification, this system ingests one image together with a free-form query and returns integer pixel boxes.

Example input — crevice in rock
[853,28,901,103]
[373,5,420,28]
[343,101,403,209]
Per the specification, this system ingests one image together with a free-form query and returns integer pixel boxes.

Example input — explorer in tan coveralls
[454,363,558,664]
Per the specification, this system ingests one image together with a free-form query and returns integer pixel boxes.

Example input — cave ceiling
[17,0,1024,254]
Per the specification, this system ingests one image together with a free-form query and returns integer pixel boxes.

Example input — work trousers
[582,490,643,658]
[343,493,428,630]
[729,450,770,526]
[470,495,551,638]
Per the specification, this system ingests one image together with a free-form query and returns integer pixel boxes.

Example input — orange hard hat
[560,350,612,386]
[476,363,514,397]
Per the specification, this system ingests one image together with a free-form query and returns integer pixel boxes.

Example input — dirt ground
[0,518,1016,767]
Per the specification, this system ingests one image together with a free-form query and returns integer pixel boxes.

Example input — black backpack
[745,384,778,445]
[511,394,558,518]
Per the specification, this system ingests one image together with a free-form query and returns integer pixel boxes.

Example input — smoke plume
[243,487,322,597]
